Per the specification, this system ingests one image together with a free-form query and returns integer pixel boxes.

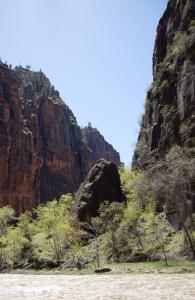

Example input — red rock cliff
[0,64,121,212]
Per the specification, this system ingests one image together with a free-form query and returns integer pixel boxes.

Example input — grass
[104,260,195,274]
[2,260,195,275]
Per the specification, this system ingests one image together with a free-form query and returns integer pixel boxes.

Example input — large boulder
[73,159,125,222]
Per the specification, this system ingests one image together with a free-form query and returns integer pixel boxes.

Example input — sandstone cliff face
[0,64,120,212]
[80,126,120,176]
[133,0,195,169]
[0,64,40,211]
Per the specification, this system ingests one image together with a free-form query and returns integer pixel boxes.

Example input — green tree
[119,168,151,206]
[119,200,144,256]
[141,212,175,266]
[26,65,31,70]
[97,201,124,261]
[0,236,7,269]
[33,194,82,261]
[90,217,102,268]
[183,213,195,257]
[5,227,29,267]
[0,206,15,236]
[17,212,35,262]
[18,211,33,239]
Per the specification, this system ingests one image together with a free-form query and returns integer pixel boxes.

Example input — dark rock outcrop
[0,64,121,212]
[132,0,195,224]
[133,0,195,169]
[73,159,125,222]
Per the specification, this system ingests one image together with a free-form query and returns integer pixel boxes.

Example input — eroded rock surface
[0,64,120,212]
[133,0,195,169]
[73,159,124,222]
[132,0,195,222]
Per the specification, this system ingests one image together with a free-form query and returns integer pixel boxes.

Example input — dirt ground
[0,274,195,299]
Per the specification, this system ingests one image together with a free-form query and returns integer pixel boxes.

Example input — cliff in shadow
[133,0,195,169]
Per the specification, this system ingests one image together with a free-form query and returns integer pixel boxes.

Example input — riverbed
[0,274,195,299]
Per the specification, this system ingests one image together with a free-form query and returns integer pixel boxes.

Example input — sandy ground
[0,274,195,299]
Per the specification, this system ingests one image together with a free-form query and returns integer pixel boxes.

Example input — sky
[1,0,168,166]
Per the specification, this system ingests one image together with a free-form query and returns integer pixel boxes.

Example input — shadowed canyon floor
[0,274,195,299]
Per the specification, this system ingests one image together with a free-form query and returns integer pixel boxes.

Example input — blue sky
[1,0,168,166]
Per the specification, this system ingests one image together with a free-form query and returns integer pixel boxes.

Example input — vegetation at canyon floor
[0,146,195,274]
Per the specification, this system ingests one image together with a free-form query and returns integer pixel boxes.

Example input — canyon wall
[0,64,120,212]
[133,0,195,169]
[133,0,195,225]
